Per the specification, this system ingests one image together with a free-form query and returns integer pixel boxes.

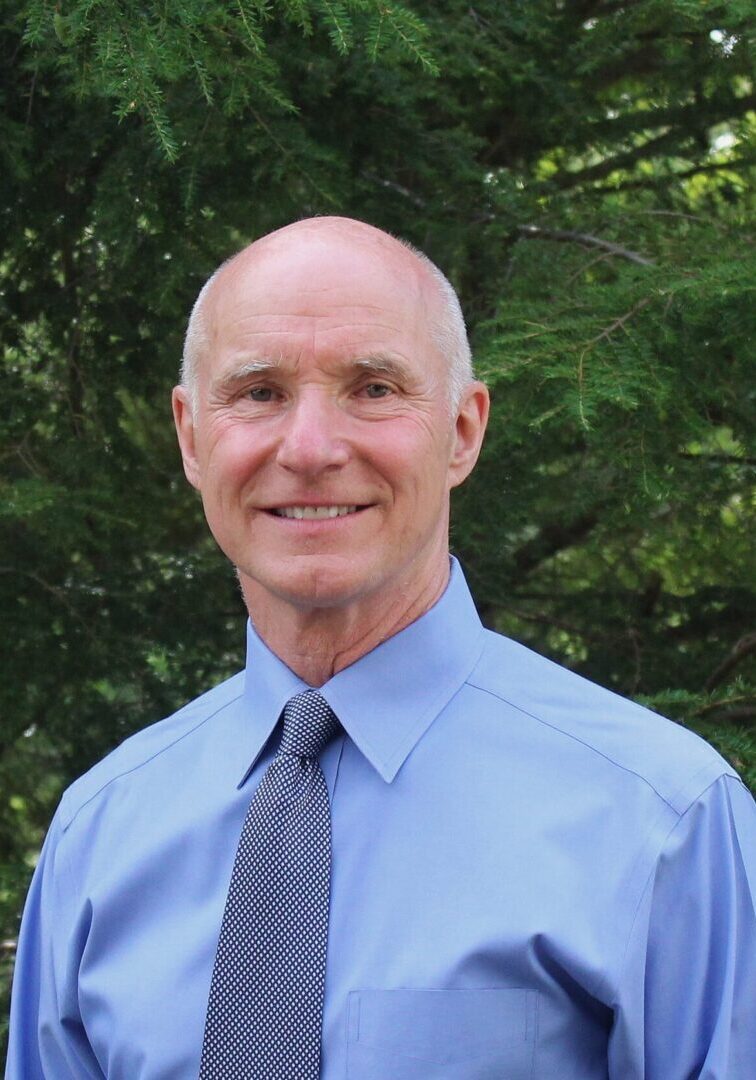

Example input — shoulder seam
[60,686,245,832]
[464,677,728,816]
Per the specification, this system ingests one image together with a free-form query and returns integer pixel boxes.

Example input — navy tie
[199,690,341,1079]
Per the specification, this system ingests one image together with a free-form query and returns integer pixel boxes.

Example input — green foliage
[2,0,755,1049]
[20,0,437,156]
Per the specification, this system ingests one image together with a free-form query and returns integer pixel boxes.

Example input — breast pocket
[346,987,538,1079]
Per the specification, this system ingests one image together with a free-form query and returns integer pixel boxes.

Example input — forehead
[205,233,436,365]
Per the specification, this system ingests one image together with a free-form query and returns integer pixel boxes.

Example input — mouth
[268,505,366,520]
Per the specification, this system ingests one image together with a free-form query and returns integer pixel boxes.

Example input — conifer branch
[701,706,756,725]
[695,695,756,717]
[587,296,654,345]
[704,634,756,693]
[513,513,599,577]
[678,453,756,467]
[360,171,427,207]
[595,157,756,193]
[545,129,686,190]
[516,225,655,267]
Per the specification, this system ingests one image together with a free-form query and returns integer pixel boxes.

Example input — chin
[246,558,381,612]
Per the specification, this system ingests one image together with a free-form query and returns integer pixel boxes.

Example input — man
[6,217,755,1078]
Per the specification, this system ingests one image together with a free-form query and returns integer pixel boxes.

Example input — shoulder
[467,629,735,816]
[58,671,245,831]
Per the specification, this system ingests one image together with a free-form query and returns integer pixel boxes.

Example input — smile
[272,505,360,520]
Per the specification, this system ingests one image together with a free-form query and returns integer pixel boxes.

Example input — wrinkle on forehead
[205,217,437,336]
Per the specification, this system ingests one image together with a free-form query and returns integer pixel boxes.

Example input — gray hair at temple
[180,238,474,413]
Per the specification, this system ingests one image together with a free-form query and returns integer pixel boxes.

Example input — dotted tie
[199,690,341,1079]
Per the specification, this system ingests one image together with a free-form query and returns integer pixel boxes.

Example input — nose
[275,390,350,476]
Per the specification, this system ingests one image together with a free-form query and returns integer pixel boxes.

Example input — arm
[4,813,103,1079]
[610,773,756,1078]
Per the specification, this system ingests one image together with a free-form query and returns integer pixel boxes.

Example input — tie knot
[279,690,340,759]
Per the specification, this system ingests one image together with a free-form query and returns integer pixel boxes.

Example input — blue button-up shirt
[6,560,756,1078]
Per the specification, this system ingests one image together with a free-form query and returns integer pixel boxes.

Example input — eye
[246,386,275,402]
[361,382,393,399]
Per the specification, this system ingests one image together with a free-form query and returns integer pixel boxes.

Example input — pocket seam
[348,987,537,1066]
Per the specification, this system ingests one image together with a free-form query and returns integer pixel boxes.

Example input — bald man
[6,218,756,1079]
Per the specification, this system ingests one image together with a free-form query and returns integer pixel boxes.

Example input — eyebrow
[211,353,413,397]
[210,359,282,398]
[352,354,413,382]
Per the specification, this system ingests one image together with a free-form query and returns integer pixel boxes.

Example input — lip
[262,501,369,508]
[260,501,372,511]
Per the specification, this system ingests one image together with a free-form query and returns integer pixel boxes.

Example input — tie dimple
[199,690,340,1080]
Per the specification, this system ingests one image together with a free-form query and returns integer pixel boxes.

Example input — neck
[241,558,451,687]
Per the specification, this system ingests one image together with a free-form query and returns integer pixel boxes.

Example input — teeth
[276,505,358,520]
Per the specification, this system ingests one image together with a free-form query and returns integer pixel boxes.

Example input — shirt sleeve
[609,772,756,1079]
[4,810,104,1080]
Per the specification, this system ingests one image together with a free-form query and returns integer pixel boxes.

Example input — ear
[172,385,202,490]
[448,380,490,489]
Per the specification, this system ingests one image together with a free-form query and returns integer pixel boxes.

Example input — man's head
[181,221,474,415]
[172,217,489,623]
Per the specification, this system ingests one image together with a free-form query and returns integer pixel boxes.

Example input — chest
[74,754,638,1078]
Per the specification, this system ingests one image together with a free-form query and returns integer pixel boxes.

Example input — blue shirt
[6,560,756,1078]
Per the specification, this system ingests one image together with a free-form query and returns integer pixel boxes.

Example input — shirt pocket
[346,987,538,1080]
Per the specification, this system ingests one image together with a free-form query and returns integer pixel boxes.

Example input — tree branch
[586,296,654,346]
[704,633,756,693]
[513,512,599,578]
[594,156,756,193]
[629,209,730,233]
[584,92,756,146]
[360,171,427,208]
[546,129,689,190]
[678,452,756,467]
[360,177,659,271]
[694,695,756,718]
[701,706,756,725]
[516,225,655,266]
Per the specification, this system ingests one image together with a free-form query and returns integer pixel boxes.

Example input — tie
[199,690,341,1079]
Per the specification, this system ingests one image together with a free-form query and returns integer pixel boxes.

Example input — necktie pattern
[199,690,341,1079]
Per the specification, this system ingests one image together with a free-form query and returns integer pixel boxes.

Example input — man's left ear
[448,380,490,488]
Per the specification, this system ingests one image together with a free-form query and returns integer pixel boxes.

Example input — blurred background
[2,0,755,1050]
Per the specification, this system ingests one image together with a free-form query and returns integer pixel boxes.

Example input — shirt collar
[239,557,485,786]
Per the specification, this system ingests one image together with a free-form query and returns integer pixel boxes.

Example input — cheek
[371,426,453,502]
[200,424,269,493]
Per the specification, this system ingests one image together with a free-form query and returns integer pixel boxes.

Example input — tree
[2,0,754,1044]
